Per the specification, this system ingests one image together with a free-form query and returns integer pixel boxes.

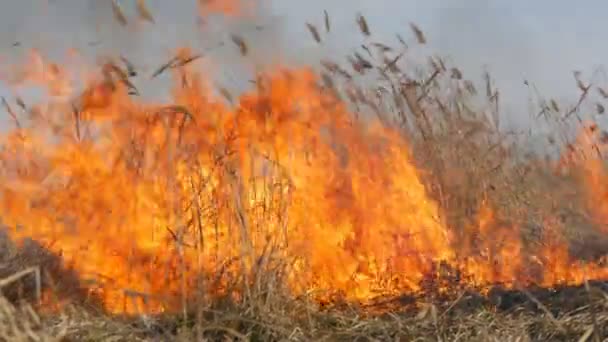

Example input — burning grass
[0,6,607,341]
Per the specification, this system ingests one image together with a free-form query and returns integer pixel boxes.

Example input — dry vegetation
[0,8,608,342]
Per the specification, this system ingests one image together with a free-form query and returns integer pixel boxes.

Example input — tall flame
[563,123,608,233]
[0,54,606,314]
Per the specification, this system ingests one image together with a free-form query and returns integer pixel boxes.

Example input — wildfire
[562,122,608,233]
[197,0,255,18]
[0,50,606,314]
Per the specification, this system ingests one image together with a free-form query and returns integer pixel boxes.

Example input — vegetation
[0,7,607,342]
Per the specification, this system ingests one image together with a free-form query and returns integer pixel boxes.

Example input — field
[0,3,607,341]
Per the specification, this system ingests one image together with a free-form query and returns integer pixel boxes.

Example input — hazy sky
[0,0,607,129]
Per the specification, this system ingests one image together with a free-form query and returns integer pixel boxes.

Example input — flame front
[0,54,606,314]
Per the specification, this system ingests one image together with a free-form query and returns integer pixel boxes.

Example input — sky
[0,0,607,130]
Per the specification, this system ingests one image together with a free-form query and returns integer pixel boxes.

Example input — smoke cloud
[0,0,606,130]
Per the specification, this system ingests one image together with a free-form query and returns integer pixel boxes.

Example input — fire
[562,122,608,233]
[197,0,255,18]
[0,51,606,314]
[538,220,608,287]
[459,205,524,287]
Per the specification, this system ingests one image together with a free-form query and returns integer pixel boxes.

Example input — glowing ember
[0,52,606,315]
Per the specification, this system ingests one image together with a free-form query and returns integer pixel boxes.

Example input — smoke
[1,0,607,130]
[430,1,538,127]
[0,0,289,101]
[428,0,608,131]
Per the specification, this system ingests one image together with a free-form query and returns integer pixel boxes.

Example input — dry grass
[0,281,605,341]
[0,14,608,342]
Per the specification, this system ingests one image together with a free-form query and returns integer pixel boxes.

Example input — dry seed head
[111,0,128,26]
[372,42,392,52]
[450,68,462,80]
[103,61,138,94]
[177,54,203,68]
[120,56,137,77]
[428,57,440,72]
[390,53,405,73]
[320,59,339,73]
[15,96,26,110]
[438,58,447,72]
[151,55,180,78]
[306,23,322,44]
[216,85,234,104]
[354,52,373,69]
[361,44,374,58]
[396,34,408,49]
[410,23,426,44]
[484,72,492,97]
[231,34,248,56]
[320,72,334,90]
[1,97,21,129]
[574,71,590,91]
[464,80,477,95]
[348,56,364,74]
[383,55,402,73]
[550,99,560,112]
[356,14,371,36]
[136,0,155,23]
[321,59,352,80]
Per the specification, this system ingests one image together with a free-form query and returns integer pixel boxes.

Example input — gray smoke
[0,0,606,132]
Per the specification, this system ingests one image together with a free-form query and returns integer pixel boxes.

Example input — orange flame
[538,220,608,287]
[460,204,524,288]
[562,122,608,233]
[0,55,606,314]
[197,0,255,18]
